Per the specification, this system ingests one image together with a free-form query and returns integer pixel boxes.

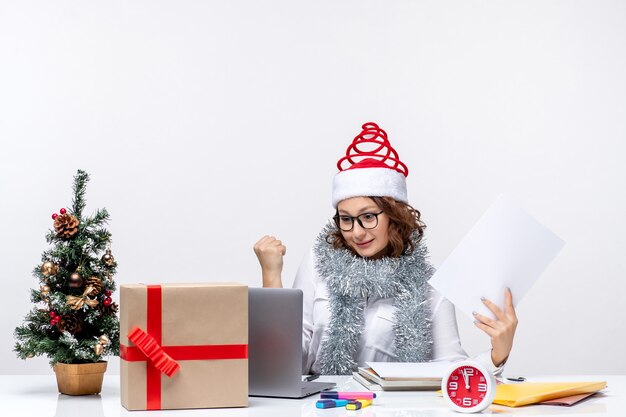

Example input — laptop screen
[248,288,304,396]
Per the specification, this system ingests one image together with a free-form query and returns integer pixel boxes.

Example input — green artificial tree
[14,170,120,365]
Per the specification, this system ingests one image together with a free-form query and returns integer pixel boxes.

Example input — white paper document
[366,361,453,379]
[428,195,565,320]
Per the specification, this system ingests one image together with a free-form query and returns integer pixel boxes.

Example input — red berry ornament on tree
[52,213,58,220]
[60,208,67,214]
[104,290,112,297]
[103,297,112,306]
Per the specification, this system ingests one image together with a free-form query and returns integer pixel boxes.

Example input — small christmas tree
[14,170,120,365]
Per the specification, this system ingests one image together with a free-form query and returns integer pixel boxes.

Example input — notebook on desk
[353,362,447,391]
[248,287,335,398]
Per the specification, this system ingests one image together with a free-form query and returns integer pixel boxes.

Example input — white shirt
[293,248,504,375]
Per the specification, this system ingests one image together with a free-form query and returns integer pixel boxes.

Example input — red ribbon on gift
[119,285,248,410]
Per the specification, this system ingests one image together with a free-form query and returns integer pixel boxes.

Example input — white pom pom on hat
[332,122,409,208]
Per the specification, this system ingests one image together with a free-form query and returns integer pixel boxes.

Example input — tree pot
[53,361,108,395]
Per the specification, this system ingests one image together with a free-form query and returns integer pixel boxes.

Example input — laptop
[248,287,336,398]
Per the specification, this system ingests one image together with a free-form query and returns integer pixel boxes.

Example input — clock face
[443,361,495,413]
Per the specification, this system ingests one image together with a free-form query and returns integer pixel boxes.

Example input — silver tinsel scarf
[314,223,435,375]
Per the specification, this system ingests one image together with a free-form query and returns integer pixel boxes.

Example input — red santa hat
[332,122,409,208]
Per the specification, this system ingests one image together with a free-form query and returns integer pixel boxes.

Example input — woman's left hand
[473,288,518,367]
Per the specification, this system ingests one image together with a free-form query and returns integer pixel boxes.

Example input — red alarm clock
[442,360,496,413]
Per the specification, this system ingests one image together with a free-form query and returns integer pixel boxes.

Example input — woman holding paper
[253,122,518,375]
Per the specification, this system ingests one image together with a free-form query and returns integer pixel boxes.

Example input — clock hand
[462,369,470,389]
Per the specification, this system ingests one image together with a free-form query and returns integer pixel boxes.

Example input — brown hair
[329,196,426,258]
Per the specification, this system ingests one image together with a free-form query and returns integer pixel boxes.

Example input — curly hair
[328,196,426,258]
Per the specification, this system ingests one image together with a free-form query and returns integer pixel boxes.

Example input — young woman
[254,122,517,375]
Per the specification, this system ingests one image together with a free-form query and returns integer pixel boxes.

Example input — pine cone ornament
[53,213,80,239]
[98,301,119,316]
[58,314,82,334]
[85,276,103,295]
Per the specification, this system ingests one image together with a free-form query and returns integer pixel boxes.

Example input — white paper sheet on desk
[367,361,453,378]
[428,195,565,320]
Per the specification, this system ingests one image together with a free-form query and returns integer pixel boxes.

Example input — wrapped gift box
[120,283,248,410]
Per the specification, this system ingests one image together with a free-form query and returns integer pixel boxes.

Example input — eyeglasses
[333,211,384,232]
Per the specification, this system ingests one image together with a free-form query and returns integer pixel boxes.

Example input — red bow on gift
[127,327,180,377]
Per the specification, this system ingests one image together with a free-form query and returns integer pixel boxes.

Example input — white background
[1,1,624,376]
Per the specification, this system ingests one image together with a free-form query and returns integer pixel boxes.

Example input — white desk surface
[0,374,623,417]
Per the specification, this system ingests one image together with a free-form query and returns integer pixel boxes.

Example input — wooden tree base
[53,361,108,395]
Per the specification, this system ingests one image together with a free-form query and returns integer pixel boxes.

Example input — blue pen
[316,399,349,409]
